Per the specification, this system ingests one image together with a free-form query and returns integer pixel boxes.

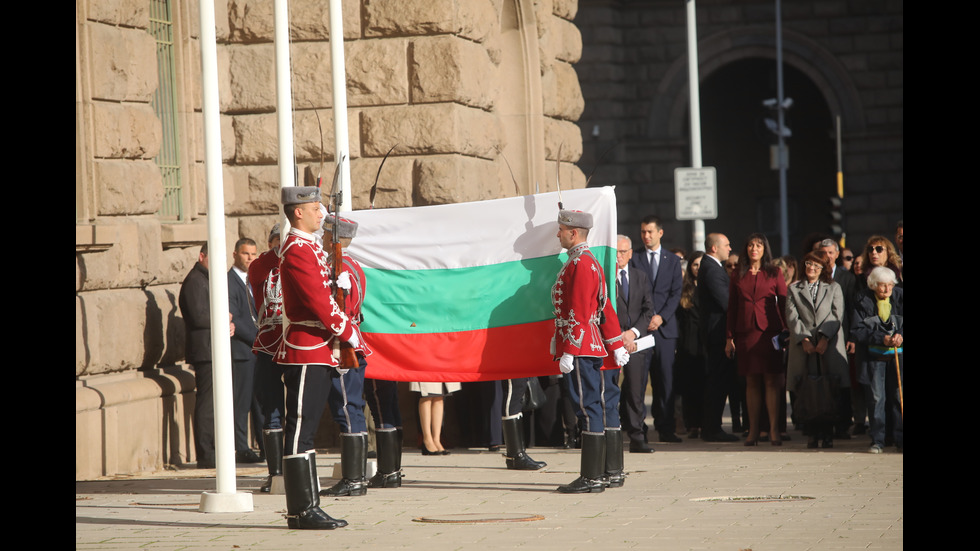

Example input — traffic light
[829,196,844,244]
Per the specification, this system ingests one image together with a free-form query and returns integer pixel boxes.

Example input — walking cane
[893,347,903,418]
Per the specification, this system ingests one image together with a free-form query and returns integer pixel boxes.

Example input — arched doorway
[700,58,836,257]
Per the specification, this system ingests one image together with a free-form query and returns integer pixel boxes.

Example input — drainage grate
[691,495,815,503]
[413,513,545,524]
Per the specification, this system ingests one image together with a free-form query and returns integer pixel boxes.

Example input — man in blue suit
[628,217,684,443]
[228,237,263,463]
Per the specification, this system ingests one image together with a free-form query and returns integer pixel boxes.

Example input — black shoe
[659,432,682,443]
[629,442,654,453]
[197,458,215,469]
[506,451,547,470]
[557,475,605,494]
[287,506,347,530]
[821,437,833,449]
[604,472,626,488]
[421,444,440,456]
[321,477,367,497]
[489,444,502,452]
[702,431,739,442]
[807,436,818,449]
[367,470,402,489]
[236,449,263,463]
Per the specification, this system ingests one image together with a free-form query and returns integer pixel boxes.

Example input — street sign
[674,167,717,220]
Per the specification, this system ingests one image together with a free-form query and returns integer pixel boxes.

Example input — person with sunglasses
[859,237,903,288]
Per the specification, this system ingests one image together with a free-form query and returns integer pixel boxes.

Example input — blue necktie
[620,269,629,303]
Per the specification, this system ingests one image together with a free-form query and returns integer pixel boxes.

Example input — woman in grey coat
[785,250,849,448]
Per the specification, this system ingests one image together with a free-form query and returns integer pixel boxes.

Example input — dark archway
[699,58,835,257]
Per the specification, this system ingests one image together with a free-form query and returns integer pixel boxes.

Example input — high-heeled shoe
[421,444,440,456]
[771,437,783,446]
[744,439,758,447]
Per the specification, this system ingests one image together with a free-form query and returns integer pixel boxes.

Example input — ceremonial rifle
[311,102,359,369]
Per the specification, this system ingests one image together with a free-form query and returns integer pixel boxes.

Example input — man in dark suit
[179,244,216,467]
[615,235,656,452]
[628,216,684,443]
[697,233,739,442]
[228,237,262,463]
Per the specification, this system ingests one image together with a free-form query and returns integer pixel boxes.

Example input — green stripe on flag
[361,246,615,334]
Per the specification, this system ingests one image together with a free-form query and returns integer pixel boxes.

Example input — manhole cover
[413,513,544,524]
[691,495,814,503]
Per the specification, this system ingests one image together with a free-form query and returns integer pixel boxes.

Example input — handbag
[522,377,548,411]
[793,354,839,425]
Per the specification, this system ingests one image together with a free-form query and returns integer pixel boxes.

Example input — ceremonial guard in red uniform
[552,209,629,494]
[276,187,359,530]
[247,223,285,494]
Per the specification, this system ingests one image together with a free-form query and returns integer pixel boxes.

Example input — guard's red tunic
[275,229,353,366]
[552,242,624,358]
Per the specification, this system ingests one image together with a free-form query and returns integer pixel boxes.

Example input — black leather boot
[283,452,347,530]
[367,428,402,488]
[503,416,547,470]
[558,431,606,494]
[322,433,368,497]
[603,428,625,488]
[260,428,284,493]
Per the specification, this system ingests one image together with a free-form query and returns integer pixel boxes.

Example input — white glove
[336,368,350,376]
[347,332,361,350]
[559,353,575,374]
[614,348,630,367]
[335,271,352,291]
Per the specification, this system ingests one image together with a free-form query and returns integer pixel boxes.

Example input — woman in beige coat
[785,250,849,449]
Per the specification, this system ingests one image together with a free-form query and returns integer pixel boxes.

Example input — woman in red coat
[725,233,788,446]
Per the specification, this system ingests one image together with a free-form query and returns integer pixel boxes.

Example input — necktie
[650,251,659,281]
[620,269,629,303]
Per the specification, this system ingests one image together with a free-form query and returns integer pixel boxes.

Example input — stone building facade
[76,0,586,479]
[575,0,903,254]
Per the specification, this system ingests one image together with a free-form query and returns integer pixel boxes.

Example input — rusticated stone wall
[76,0,588,479]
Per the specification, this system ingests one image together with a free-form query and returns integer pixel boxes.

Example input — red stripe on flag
[362,320,617,382]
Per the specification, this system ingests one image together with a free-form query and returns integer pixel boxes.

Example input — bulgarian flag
[350,186,618,382]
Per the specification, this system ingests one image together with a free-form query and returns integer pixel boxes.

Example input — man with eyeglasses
[816,238,859,438]
[615,235,656,453]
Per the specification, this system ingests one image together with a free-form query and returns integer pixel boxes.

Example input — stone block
[291,109,362,162]
[364,0,456,37]
[351,156,415,209]
[290,42,334,108]
[224,44,275,112]
[290,0,361,40]
[543,117,583,162]
[553,0,578,21]
[77,288,150,374]
[541,61,584,121]
[410,36,495,110]
[232,114,278,164]
[85,0,150,28]
[347,39,410,106]
[360,104,502,159]
[91,102,162,159]
[76,220,167,292]
[87,23,158,103]
[246,165,283,214]
[414,155,504,205]
[226,0,274,42]
[95,159,164,216]
[554,15,582,64]
[540,159,585,194]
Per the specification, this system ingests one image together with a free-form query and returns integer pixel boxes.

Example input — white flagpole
[198,0,253,513]
[275,0,295,237]
[328,0,352,212]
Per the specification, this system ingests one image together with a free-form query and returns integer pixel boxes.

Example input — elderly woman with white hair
[851,267,904,454]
